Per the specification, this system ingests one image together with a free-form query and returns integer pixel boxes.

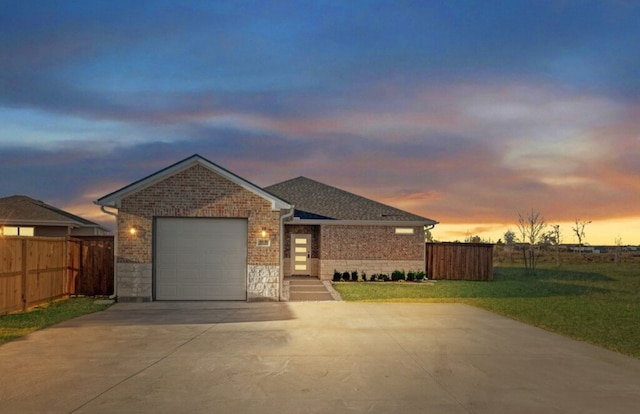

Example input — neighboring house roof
[265,176,438,225]
[96,154,292,211]
[0,195,109,230]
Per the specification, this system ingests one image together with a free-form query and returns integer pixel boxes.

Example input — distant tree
[543,224,562,267]
[504,229,516,247]
[516,209,546,274]
[465,234,482,243]
[614,236,623,264]
[425,228,434,243]
[572,219,591,252]
[464,234,492,243]
[503,229,516,263]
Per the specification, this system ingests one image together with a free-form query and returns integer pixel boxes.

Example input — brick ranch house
[96,154,437,302]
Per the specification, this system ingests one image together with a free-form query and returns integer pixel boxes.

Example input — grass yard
[0,297,113,345]
[333,263,640,359]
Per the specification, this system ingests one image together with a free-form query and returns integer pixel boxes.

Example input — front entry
[291,234,311,275]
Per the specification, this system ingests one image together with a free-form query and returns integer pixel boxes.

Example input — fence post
[21,239,27,312]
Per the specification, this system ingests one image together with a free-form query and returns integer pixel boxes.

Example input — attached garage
[155,218,248,300]
[96,154,291,302]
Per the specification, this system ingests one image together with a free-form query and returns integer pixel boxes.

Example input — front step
[285,277,335,302]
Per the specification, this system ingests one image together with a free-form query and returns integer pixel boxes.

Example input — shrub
[342,271,351,281]
[391,270,405,281]
[351,270,358,282]
[406,271,416,281]
[369,273,377,281]
[361,272,367,282]
[415,271,426,281]
[379,273,390,282]
[333,270,342,282]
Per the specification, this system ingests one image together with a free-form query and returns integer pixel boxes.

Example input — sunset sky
[2,1,639,245]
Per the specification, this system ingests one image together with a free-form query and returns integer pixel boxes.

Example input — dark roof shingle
[265,177,436,224]
[0,195,103,228]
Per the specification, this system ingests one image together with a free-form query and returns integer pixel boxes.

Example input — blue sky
[1,1,639,244]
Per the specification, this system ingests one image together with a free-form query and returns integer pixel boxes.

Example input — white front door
[291,234,311,275]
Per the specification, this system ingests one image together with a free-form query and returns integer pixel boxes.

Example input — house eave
[0,219,81,228]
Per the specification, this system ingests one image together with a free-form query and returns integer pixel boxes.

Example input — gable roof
[96,154,291,210]
[0,195,108,230]
[265,177,437,225]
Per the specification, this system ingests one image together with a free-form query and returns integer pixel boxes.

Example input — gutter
[279,205,295,301]
[290,218,436,227]
[99,204,119,300]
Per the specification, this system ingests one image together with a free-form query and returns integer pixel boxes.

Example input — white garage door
[155,218,247,300]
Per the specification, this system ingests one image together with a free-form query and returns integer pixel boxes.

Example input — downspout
[279,205,295,301]
[424,222,438,279]
[100,205,119,300]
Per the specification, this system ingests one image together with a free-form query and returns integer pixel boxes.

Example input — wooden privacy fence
[426,242,494,281]
[70,236,114,297]
[0,236,114,315]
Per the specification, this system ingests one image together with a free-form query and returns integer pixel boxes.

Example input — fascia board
[1,219,80,227]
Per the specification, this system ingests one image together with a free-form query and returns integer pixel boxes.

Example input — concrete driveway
[1,302,639,414]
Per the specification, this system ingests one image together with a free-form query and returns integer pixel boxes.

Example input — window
[1,226,34,236]
[395,227,414,235]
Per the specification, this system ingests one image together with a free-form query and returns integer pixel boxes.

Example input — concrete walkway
[1,302,639,413]
[285,276,336,301]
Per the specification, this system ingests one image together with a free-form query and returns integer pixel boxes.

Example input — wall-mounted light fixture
[129,226,138,236]
[260,227,268,238]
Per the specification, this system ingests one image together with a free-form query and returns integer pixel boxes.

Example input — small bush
[406,271,416,281]
[351,270,358,282]
[361,272,367,282]
[415,271,426,281]
[333,270,342,282]
[342,271,351,281]
[391,270,405,281]
[379,273,390,282]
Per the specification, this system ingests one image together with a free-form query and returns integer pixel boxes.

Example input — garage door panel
[156,284,178,299]
[155,218,247,300]
[156,253,177,266]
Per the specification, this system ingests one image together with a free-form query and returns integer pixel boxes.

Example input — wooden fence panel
[426,242,494,281]
[72,237,114,296]
[0,238,24,314]
[0,236,114,315]
[68,239,82,296]
[24,238,69,309]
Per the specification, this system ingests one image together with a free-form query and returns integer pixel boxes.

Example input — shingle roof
[0,195,104,228]
[264,177,437,224]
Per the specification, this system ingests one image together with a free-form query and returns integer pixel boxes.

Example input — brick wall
[280,223,425,280]
[116,164,282,301]
[320,225,424,261]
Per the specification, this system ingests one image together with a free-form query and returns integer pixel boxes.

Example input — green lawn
[334,263,640,359]
[0,298,113,345]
